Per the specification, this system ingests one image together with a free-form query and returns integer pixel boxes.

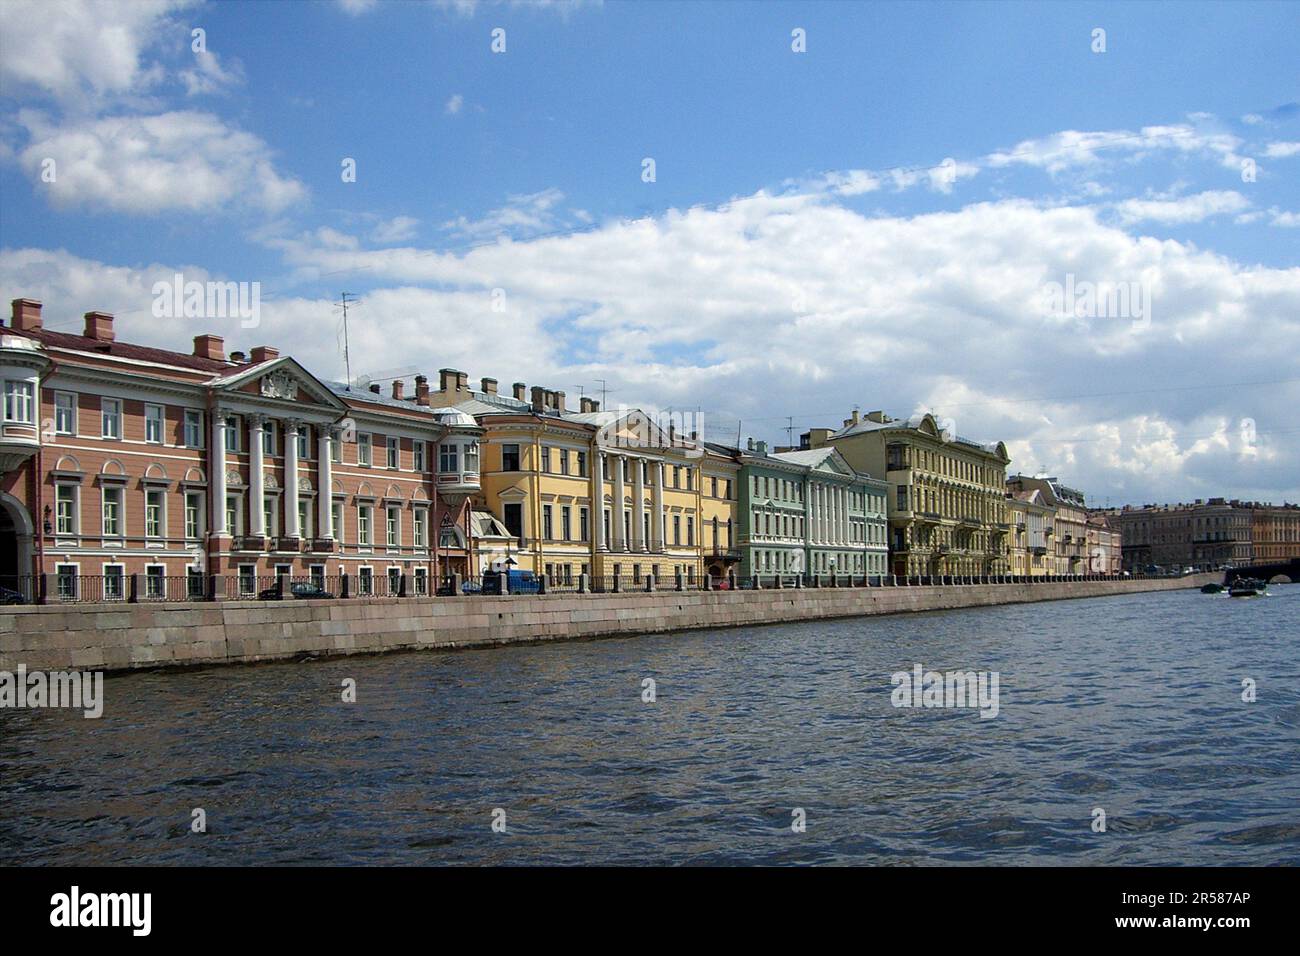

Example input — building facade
[1101,498,1298,570]
[736,439,889,579]
[1006,476,1089,575]
[804,411,1011,577]
[1006,489,1053,577]
[0,299,483,600]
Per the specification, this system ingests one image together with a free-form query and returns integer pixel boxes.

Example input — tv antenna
[336,292,358,389]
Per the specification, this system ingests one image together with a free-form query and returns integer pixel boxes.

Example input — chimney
[456,371,468,392]
[866,410,887,424]
[249,345,279,363]
[83,311,114,342]
[10,299,42,331]
[392,379,405,400]
[850,408,860,424]
[747,438,754,451]
[369,383,381,395]
[804,427,832,448]
[230,350,247,363]
[555,390,566,412]
[513,382,526,402]
[414,375,430,406]
[580,397,600,413]
[531,385,546,413]
[439,368,457,393]
[755,440,768,455]
[194,334,225,361]
[481,377,498,396]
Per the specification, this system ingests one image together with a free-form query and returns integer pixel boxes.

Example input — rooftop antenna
[596,378,609,407]
[336,292,357,389]
[785,416,795,448]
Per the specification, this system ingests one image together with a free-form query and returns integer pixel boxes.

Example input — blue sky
[1,0,1298,505]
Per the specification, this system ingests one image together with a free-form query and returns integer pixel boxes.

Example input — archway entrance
[0,492,35,601]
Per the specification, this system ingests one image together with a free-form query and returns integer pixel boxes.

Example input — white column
[612,455,625,551]
[249,414,265,536]
[594,451,606,551]
[633,457,645,551]
[652,460,664,551]
[284,419,300,538]
[212,412,228,535]
[318,426,334,540]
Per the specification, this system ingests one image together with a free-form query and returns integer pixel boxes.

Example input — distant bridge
[1225,559,1299,584]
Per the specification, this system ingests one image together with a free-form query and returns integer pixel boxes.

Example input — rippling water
[2,585,1298,865]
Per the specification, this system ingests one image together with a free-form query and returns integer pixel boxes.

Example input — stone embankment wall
[1,574,1218,673]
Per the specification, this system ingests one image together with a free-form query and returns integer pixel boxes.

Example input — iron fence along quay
[0,569,1172,606]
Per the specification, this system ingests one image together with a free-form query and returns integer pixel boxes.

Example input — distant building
[801,410,1011,576]
[1006,476,1090,575]
[1099,498,1300,570]
[1006,489,1053,577]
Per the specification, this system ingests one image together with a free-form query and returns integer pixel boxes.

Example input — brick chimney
[230,350,247,363]
[83,311,114,342]
[580,397,600,413]
[369,383,381,395]
[865,410,887,424]
[392,379,405,400]
[481,377,498,396]
[513,382,526,401]
[414,374,430,406]
[249,345,279,363]
[194,334,225,361]
[531,386,547,413]
[555,390,566,412]
[456,371,468,392]
[439,368,458,393]
[10,299,42,331]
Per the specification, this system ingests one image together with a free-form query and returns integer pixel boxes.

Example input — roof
[768,447,838,468]
[7,325,236,373]
[470,511,512,538]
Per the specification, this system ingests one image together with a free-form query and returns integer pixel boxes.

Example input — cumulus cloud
[17,110,306,214]
[371,216,420,243]
[440,187,568,241]
[1113,190,1251,225]
[1263,141,1300,159]
[444,94,465,115]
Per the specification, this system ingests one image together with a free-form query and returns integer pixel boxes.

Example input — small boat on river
[1228,578,1268,598]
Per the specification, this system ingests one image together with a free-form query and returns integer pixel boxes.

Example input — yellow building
[423,369,704,585]
[700,443,742,582]
[1006,475,1088,574]
[1006,489,1053,576]
[804,410,1011,576]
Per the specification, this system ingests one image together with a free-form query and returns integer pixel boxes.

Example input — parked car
[258,581,334,600]
[0,585,28,605]
[480,569,541,595]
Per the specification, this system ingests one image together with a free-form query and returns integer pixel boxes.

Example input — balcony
[915,511,942,526]
[232,535,267,552]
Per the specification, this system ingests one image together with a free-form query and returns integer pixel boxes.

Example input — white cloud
[17,110,307,214]
[0,0,184,106]
[371,216,420,243]
[337,0,378,14]
[1112,190,1251,225]
[1263,141,1300,158]
[440,187,567,240]
[445,94,464,115]
[1270,209,1300,228]
[179,49,245,96]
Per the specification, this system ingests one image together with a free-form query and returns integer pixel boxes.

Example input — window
[577,450,588,477]
[387,436,399,469]
[387,567,401,595]
[502,443,521,471]
[102,487,123,537]
[358,434,372,466]
[673,514,681,546]
[56,485,77,536]
[330,433,342,463]
[541,446,552,474]
[332,503,343,541]
[561,505,571,541]
[413,440,425,472]
[238,565,257,597]
[464,441,479,473]
[3,380,34,424]
[145,489,165,538]
[579,507,589,542]
[386,506,400,548]
[53,391,77,435]
[144,404,164,444]
[103,565,124,600]
[101,398,122,439]
[184,409,203,448]
[559,449,570,475]
[298,500,311,540]
[262,421,277,456]
[896,486,909,511]
[440,443,459,473]
[685,469,693,491]
[358,567,374,596]
[145,565,165,599]
[413,509,427,548]
[263,497,277,538]
[310,565,326,590]
[296,425,310,460]
[185,492,203,539]
[224,416,241,453]
[413,567,428,595]
[504,502,524,541]
[543,505,553,541]
[358,505,372,546]
[226,494,241,536]
[56,564,78,600]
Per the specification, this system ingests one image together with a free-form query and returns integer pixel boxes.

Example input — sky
[1,0,1297,507]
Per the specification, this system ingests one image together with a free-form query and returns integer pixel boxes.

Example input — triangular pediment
[210,357,347,411]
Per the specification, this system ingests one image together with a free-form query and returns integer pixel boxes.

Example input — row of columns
[210,412,339,541]
[592,451,673,553]
[806,480,853,547]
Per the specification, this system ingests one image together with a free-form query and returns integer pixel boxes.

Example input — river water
[2,585,1297,865]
